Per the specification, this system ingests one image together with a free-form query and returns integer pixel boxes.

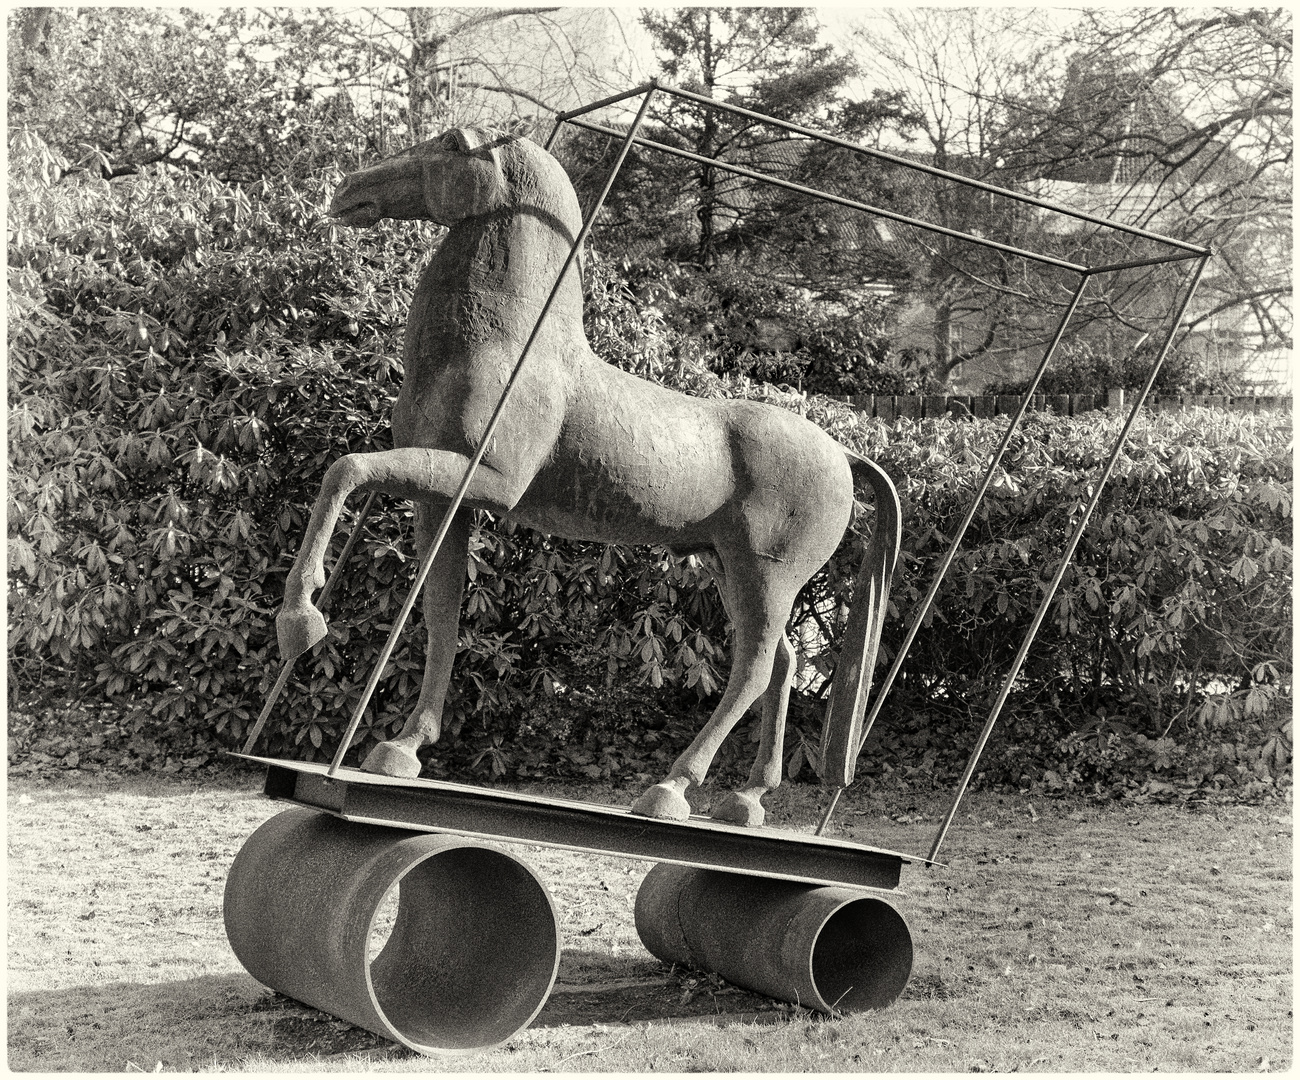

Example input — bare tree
[326,7,620,147]
[1026,9,1292,375]
[7,7,622,180]
[850,7,1291,387]
[849,9,1061,381]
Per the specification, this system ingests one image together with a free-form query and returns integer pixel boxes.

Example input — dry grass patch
[7,768,1292,1071]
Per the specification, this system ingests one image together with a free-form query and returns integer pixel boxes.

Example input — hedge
[8,134,1292,799]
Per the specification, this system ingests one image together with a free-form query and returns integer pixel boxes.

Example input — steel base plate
[233,754,913,891]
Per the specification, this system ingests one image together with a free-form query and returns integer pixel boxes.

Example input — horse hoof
[276,605,328,660]
[360,740,422,779]
[710,790,766,828]
[631,781,691,822]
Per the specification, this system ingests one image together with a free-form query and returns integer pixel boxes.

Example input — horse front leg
[360,502,470,779]
[709,634,794,827]
[277,448,527,660]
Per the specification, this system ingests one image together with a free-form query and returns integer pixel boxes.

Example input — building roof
[1033,56,1252,187]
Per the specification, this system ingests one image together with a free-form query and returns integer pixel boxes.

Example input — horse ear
[452,128,505,156]
[450,128,481,154]
[424,128,506,219]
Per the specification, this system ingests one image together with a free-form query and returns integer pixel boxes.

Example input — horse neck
[426,208,582,316]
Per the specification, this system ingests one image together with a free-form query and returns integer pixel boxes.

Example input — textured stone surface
[279,128,900,821]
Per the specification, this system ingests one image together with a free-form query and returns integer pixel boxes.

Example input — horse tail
[818,450,902,788]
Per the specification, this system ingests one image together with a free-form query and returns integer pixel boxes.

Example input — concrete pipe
[224,807,559,1054]
[635,863,912,1014]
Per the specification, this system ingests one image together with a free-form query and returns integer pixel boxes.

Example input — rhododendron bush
[9,135,1290,797]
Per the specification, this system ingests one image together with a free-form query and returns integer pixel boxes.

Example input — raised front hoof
[276,605,328,660]
[631,781,692,822]
[710,790,766,828]
[360,740,423,779]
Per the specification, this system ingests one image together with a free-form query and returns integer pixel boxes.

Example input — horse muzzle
[331,199,382,228]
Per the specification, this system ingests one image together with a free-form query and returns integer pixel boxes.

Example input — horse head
[329,128,573,231]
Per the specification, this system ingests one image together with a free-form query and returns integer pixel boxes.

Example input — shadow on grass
[537,950,795,1031]
[6,951,803,1071]
[7,972,403,1071]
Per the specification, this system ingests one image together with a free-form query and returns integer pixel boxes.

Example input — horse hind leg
[709,633,794,827]
[361,503,470,779]
[631,557,791,822]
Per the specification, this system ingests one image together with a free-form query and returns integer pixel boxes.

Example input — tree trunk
[695,10,719,268]
[933,295,954,378]
[406,8,446,143]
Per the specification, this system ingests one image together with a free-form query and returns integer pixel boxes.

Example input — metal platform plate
[237,755,912,891]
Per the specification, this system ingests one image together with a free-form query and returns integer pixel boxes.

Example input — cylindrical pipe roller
[224,807,559,1054]
[635,863,912,1014]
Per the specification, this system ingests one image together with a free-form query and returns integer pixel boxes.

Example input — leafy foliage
[8,134,1291,800]
[8,8,368,183]
[982,338,1251,397]
[848,407,1292,801]
[591,257,938,396]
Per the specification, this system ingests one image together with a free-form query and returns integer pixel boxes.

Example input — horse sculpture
[277,127,900,826]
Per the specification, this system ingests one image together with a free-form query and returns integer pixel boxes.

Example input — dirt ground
[6,766,1292,1071]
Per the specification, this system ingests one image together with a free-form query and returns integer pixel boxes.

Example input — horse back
[515,363,853,562]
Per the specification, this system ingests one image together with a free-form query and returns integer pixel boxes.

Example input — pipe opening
[811,896,913,1013]
[367,885,398,964]
[633,863,913,1016]
[368,846,559,1052]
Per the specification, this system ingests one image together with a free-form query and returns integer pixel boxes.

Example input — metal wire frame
[564,116,1090,273]
[546,83,1211,858]
[812,275,1093,837]
[921,256,1208,863]
[556,80,1211,259]
[304,82,1210,838]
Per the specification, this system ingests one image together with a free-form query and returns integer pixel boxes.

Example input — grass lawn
[6,765,1292,1072]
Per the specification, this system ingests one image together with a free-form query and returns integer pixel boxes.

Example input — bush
[595,257,939,396]
[834,407,1293,801]
[983,337,1250,397]
[8,136,416,758]
[9,135,1292,798]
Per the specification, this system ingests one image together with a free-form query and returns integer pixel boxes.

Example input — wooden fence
[829,389,1292,421]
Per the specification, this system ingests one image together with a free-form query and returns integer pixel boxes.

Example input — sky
[597,5,1089,135]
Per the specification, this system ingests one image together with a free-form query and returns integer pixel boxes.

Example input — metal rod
[654,83,1210,257]
[815,789,843,836]
[326,86,660,777]
[1087,251,1206,275]
[555,80,657,122]
[543,117,564,152]
[565,117,1089,273]
[814,275,1090,836]
[925,256,1209,866]
[306,492,379,616]
[242,491,379,755]
[857,276,1088,754]
[241,662,296,757]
